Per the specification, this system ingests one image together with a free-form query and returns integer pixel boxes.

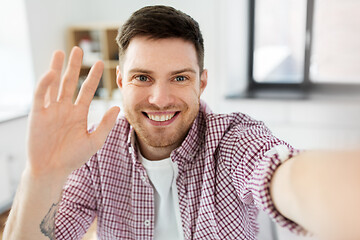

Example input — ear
[116,65,123,90]
[199,69,208,95]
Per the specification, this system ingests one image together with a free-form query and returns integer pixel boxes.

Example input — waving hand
[27,47,120,177]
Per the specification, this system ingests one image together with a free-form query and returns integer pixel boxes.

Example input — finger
[58,47,83,102]
[48,51,65,102]
[75,61,104,107]
[90,106,120,150]
[33,71,57,111]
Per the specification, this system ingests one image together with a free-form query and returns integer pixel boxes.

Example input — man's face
[117,36,207,150]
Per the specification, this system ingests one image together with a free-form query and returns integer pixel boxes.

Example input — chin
[139,128,186,148]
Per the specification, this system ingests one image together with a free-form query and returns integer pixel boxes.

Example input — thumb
[90,106,120,149]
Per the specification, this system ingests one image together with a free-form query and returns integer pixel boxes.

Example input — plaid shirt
[55,102,305,239]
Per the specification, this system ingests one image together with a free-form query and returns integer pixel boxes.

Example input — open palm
[27,47,119,177]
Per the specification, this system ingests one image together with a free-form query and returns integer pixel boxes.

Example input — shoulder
[87,116,131,162]
[203,111,278,157]
[204,111,271,139]
[109,116,131,136]
[101,116,131,149]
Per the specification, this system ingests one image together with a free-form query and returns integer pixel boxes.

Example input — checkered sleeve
[230,123,309,236]
[54,156,97,240]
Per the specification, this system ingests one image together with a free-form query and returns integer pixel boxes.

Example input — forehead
[122,37,199,73]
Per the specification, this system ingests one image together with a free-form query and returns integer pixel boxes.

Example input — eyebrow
[128,68,154,75]
[170,68,197,75]
[128,68,197,75]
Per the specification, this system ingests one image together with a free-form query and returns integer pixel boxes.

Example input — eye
[135,75,149,82]
[175,76,186,82]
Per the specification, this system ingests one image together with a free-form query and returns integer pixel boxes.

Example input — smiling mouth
[143,111,180,122]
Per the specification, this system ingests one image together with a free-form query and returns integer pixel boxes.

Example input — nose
[148,82,174,109]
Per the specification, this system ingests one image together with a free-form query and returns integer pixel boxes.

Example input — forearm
[271,150,360,239]
[3,47,119,240]
[3,167,68,240]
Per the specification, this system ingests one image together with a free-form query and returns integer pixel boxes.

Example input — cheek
[180,87,201,110]
[122,87,146,106]
[187,85,201,100]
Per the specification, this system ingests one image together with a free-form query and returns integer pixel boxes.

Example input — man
[4,5,360,240]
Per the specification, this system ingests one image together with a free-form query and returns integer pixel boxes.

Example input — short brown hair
[116,5,204,71]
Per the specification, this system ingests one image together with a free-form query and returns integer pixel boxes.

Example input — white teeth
[147,113,176,122]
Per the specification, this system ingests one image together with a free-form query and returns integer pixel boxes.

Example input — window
[0,0,34,121]
[311,0,360,84]
[248,0,360,94]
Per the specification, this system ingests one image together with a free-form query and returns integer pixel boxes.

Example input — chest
[95,154,259,240]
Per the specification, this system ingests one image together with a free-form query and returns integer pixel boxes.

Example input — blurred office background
[0,0,360,239]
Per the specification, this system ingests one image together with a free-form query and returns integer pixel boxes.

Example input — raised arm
[271,150,360,239]
[3,47,120,240]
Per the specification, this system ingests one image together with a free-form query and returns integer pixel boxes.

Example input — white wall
[24,0,251,111]
[24,0,239,110]
[4,1,360,239]
[0,117,27,213]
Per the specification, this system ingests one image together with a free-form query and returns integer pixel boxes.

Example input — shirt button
[140,176,147,182]
[144,219,151,227]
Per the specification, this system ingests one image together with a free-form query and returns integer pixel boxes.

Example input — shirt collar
[171,100,211,164]
[171,109,205,163]
[127,125,140,167]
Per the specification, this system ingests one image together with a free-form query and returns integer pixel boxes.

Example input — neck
[136,136,180,161]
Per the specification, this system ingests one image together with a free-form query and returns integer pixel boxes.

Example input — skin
[3,37,360,240]
[117,37,207,160]
[2,38,207,239]
[271,150,360,239]
[3,47,120,240]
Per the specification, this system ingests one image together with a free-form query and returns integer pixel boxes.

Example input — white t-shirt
[139,151,184,240]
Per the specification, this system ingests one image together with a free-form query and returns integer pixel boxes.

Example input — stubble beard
[124,101,200,148]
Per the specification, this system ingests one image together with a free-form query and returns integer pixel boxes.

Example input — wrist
[4,166,68,240]
[22,166,70,193]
